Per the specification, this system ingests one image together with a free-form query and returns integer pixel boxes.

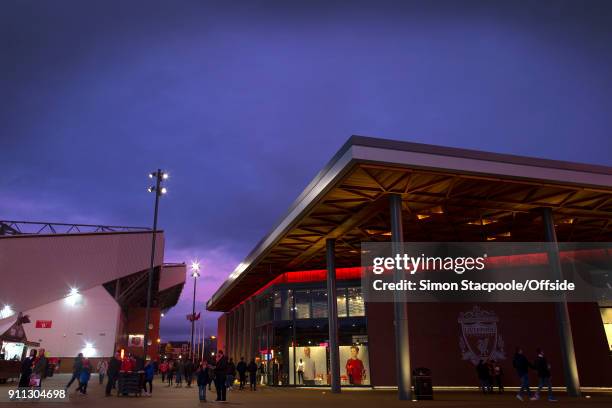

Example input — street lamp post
[144,169,168,361]
[190,261,201,362]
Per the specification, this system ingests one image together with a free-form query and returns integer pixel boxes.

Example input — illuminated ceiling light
[416,214,430,220]
[467,218,497,226]
[69,287,79,297]
[0,305,14,319]
[560,218,575,224]
[364,227,391,236]
[498,231,512,237]
[430,205,444,214]
[486,237,497,241]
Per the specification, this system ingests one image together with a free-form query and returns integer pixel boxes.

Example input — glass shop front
[252,281,370,386]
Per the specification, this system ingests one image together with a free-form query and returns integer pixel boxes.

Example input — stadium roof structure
[207,135,612,311]
[0,223,185,315]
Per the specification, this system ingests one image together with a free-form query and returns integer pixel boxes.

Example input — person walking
[512,347,532,401]
[65,353,83,391]
[247,359,258,391]
[31,349,48,389]
[476,360,490,394]
[18,349,37,388]
[214,351,228,402]
[77,359,91,395]
[184,359,194,388]
[143,360,155,396]
[97,359,108,385]
[105,352,121,396]
[160,360,168,383]
[226,358,236,390]
[531,349,557,402]
[236,357,247,390]
[167,360,175,387]
[175,359,184,387]
[491,360,504,393]
[196,361,210,402]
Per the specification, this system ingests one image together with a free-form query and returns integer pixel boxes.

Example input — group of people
[475,359,504,394]
[476,347,557,402]
[159,358,196,387]
[58,349,259,403]
[17,348,48,389]
[513,347,557,402]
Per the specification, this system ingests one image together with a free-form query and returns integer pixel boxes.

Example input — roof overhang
[207,136,612,311]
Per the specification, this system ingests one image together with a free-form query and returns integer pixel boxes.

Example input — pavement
[1,374,611,407]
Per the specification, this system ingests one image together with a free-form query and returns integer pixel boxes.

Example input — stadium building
[207,136,612,392]
[0,221,185,373]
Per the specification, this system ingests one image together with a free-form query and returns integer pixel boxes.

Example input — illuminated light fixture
[430,205,444,214]
[82,342,95,358]
[0,304,14,319]
[486,237,497,241]
[66,287,82,306]
[498,231,512,237]
[162,173,169,180]
[560,218,575,225]
[210,335,216,339]
[467,218,497,226]
[157,338,161,343]
[149,173,154,179]
[147,186,155,193]
[161,313,165,317]
[160,187,168,195]
[364,227,392,236]
[416,214,430,220]
[191,261,201,278]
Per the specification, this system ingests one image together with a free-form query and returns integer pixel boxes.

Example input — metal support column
[541,207,581,397]
[326,238,341,393]
[390,194,412,400]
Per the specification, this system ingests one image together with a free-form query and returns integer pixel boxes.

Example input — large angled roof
[207,136,612,311]
[0,230,183,315]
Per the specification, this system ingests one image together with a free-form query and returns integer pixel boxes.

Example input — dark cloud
[2,0,611,340]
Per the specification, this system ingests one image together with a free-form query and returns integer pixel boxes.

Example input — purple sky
[2,0,612,340]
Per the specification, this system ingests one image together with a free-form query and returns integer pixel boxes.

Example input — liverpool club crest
[458,306,505,365]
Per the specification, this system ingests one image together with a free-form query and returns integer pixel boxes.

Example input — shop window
[601,307,612,352]
[295,290,311,319]
[337,288,347,317]
[281,290,293,321]
[347,287,365,317]
[311,290,328,318]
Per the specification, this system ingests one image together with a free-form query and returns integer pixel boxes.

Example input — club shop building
[207,136,612,390]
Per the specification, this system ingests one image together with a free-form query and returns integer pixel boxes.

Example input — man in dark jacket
[475,360,490,394]
[65,353,83,391]
[512,347,532,401]
[184,359,194,388]
[236,357,247,390]
[213,351,228,401]
[105,352,121,396]
[247,359,258,391]
[532,349,557,402]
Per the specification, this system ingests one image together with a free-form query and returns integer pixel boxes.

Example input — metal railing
[0,220,151,236]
